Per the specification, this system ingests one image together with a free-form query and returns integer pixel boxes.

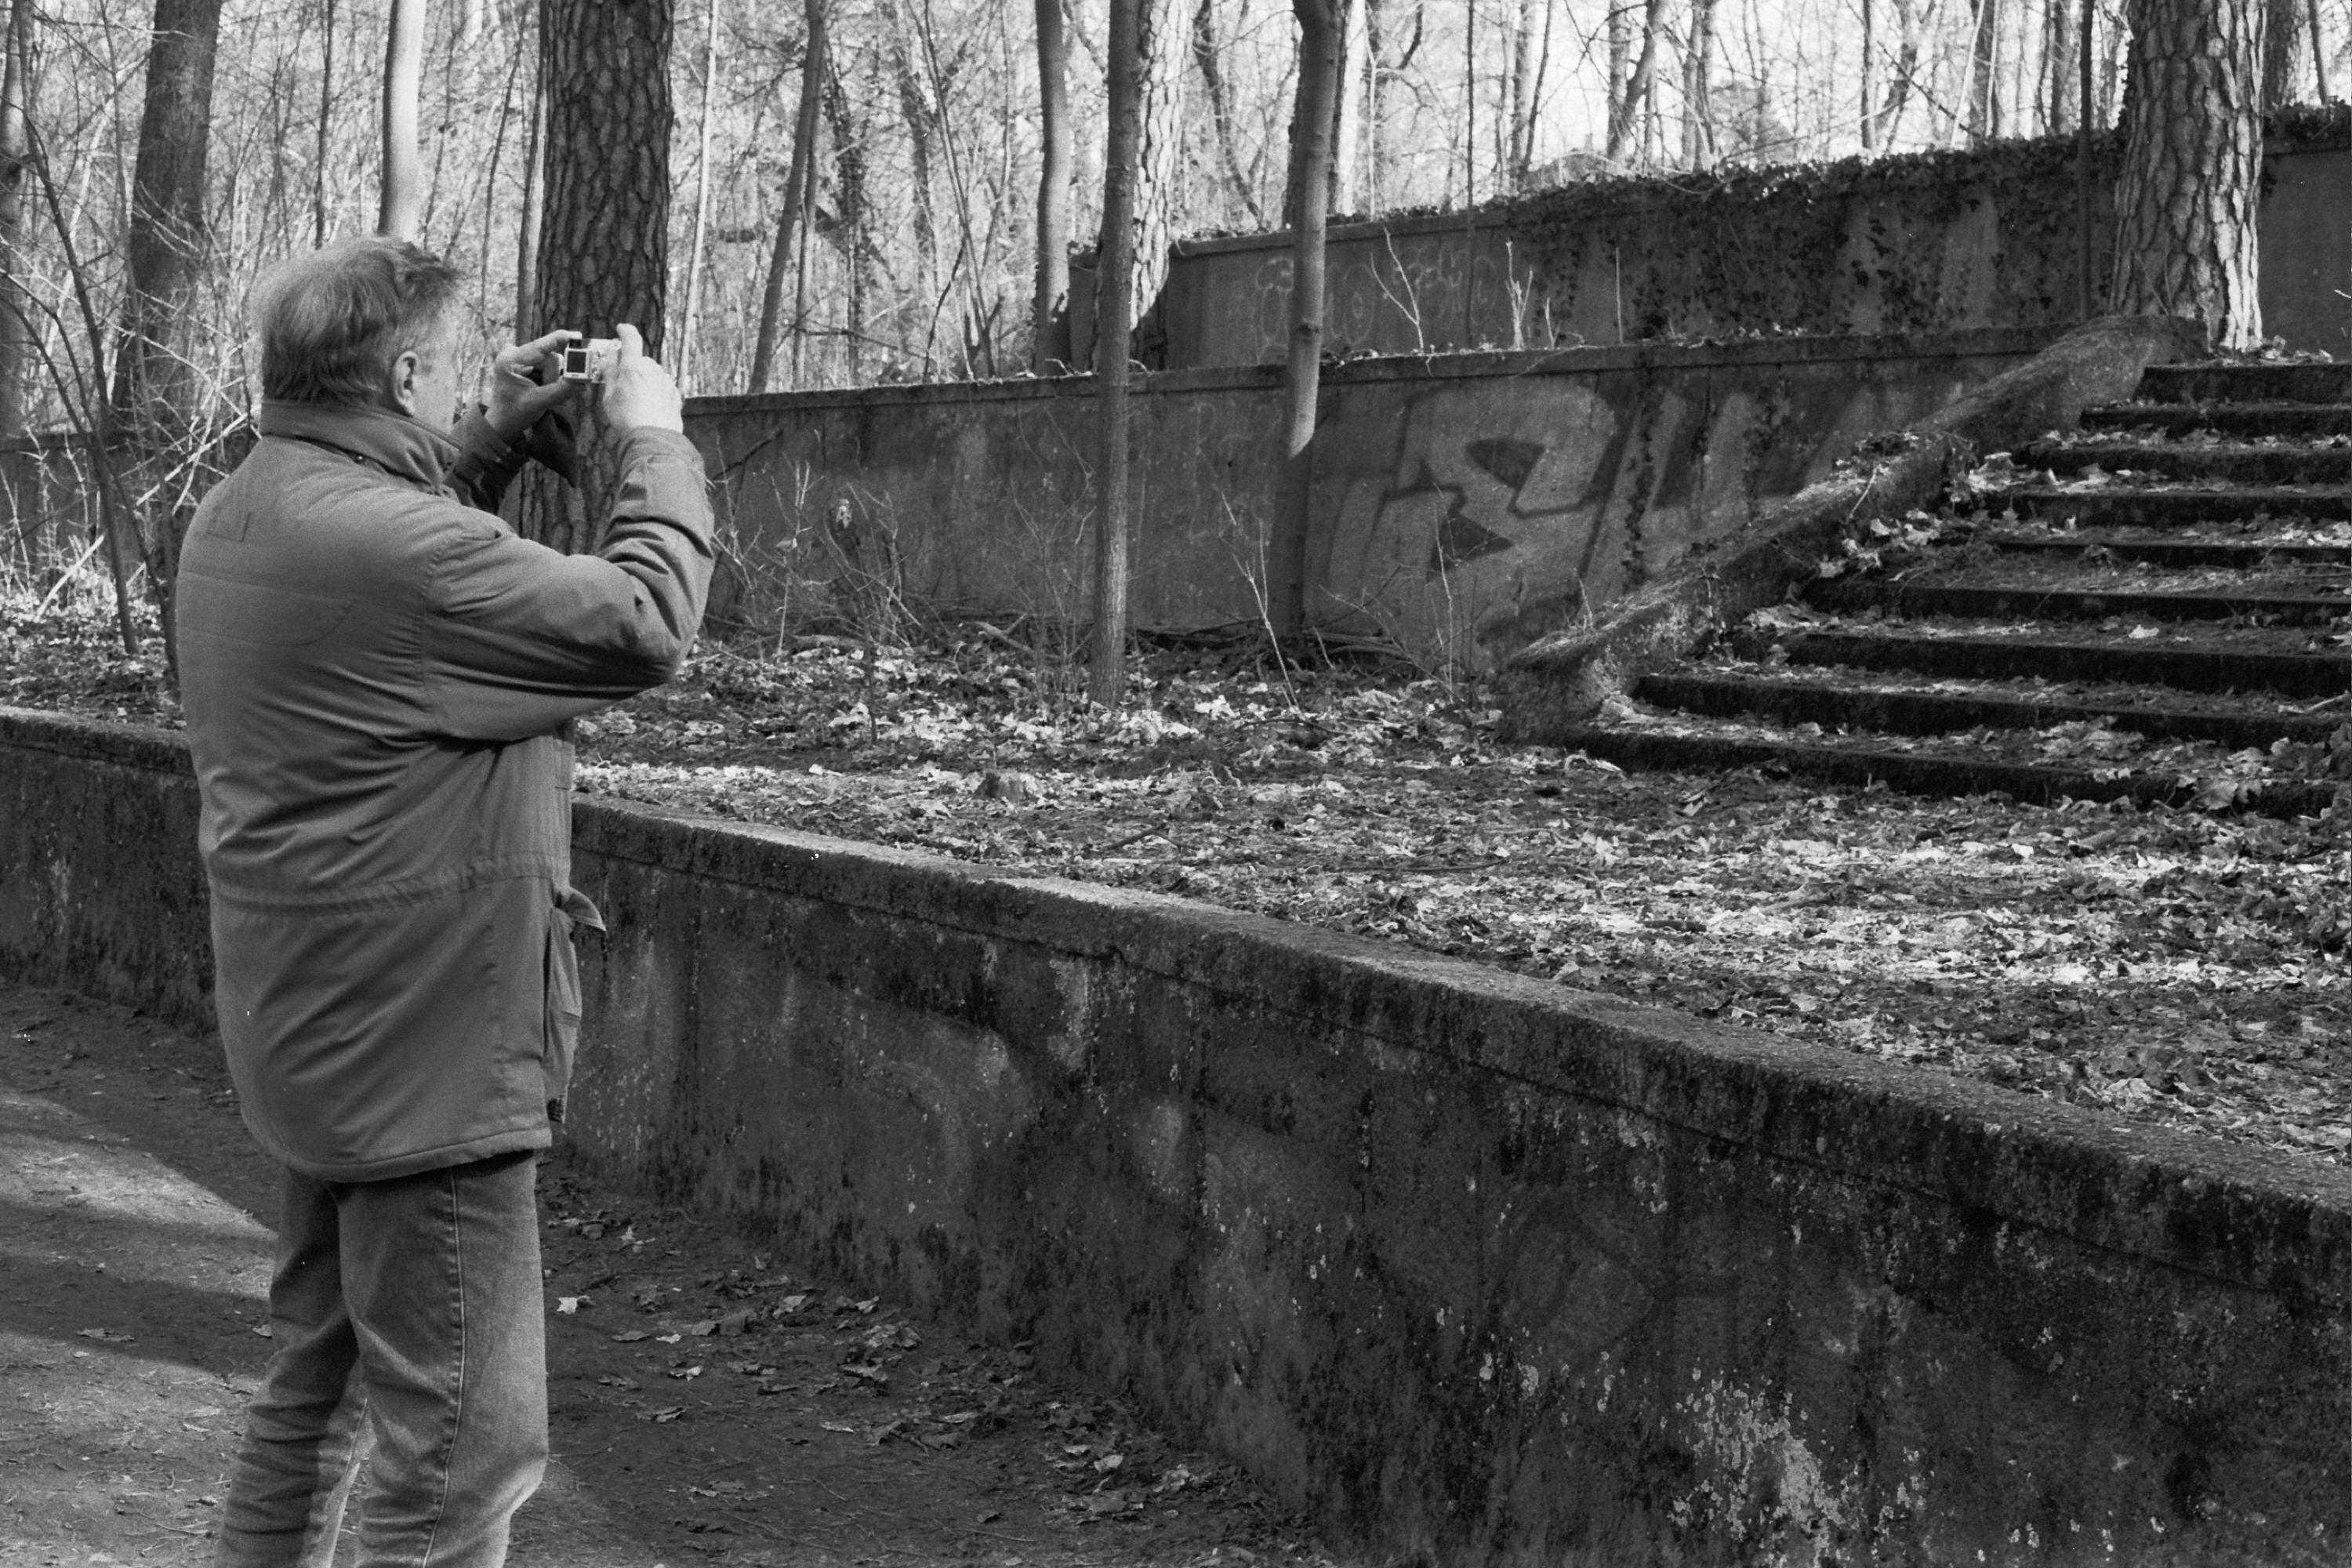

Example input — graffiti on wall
[1312,376,1710,662]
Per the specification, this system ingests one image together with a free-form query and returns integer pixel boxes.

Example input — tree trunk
[1505,0,1532,187]
[379,0,424,237]
[1192,0,1266,227]
[1330,0,1365,209]
[888,5,945,372]
[514,64,543,332]
[1128,0,1184,353]
[677,0,723,392]
[1859,0,1874,148]
[1605,2,1629,158]
[314,0,335,244]
[114,0,223,669]
[2260,0,2300,107]
[750,0,823,393]
[822,56,876,381]
[1090,0,1142,707]
[2305,0,2328,102]
[0,0,31,449]
[2045,0,2078,134]
[1684,0,1718,166]
[1362,0,1386,210]
[115,0,223,435]
[1874,0,1919,144]
[2110,0,2264,349]
[1276,0,1338,637]
[1608,0,1667,163]
[1033,0,1073,371]
[1965,0,2001,140]
[528,0,674,548]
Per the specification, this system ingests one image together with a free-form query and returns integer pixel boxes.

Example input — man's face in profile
[401,312,467,430]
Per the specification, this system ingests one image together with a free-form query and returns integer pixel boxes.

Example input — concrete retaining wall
[3,703,2346,1566]
[1075,143,2350,368]
[688,328,2055,665]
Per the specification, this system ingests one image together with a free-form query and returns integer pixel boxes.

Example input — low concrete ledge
[1497,314,2209,738]
[3,705,2346,1564]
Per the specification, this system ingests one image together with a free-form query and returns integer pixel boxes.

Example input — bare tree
[886,1,944,366]
[0,0,31,451]
[379,0,424,237]
[1130,0,1185,345]
[822,53,878,380]
[2045,0,2078,133]
[514,65,543,332]
[1329,0,1366,209]
[2111,0,2264,348]
[751,0,825,392]
[1033,0,1073,370]
[1504,0,1533,186]
[1685,0,1719,165]
[2305,0,2329,100]
[2260,0,2301,107]
[1873,0,1921,143]
[1091,0,1143,706]
[1276,0,1338,633]
[1192,0,1266,226]
[1607,0,1668,163]
[1965,0,2002,140]
[314,0,336,245]
[677,0,724,393]
[114,0,224,433]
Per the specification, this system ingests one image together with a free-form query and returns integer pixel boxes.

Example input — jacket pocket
[543,904,583,1123]
[176,568,354,645]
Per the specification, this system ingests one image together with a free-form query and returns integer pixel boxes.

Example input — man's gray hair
[251,235,465,406]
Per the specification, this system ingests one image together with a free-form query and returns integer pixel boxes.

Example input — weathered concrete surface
[2,705,2347,1565]
[1497,315,2209,735]
[686,328,2056,666]
[1100,143,2348,368]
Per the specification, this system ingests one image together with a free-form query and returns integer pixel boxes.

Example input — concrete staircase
[1548,361,2352,816]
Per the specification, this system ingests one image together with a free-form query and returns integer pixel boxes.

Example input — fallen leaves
[10,599,2346,1167]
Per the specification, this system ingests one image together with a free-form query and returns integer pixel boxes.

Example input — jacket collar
[257,400,460,491]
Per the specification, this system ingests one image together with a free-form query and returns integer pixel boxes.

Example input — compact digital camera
[559,332,623,383]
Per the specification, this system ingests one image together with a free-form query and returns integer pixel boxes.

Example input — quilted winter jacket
[176,399,713,1181]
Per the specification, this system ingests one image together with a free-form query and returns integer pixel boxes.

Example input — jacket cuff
[447,408,528,512]
[613,426,706,470]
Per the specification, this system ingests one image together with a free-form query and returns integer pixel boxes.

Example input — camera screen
[561,342,590,376]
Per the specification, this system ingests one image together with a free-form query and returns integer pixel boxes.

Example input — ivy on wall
[1316,105,2348,347]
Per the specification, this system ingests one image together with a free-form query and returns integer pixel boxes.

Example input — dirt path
[0,986,1333,1568]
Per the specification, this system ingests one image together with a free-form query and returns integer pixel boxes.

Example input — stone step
[1782,628,2349,697]
[1808,579,2350,626]
[2140,362,2352,405]
[2080,402,2352,439]
[1545,724,2337,818]
[1984,486,2352,526]
[1634,669,2342,749]
[2020,441,2352,486]
[1981,529,2352,568]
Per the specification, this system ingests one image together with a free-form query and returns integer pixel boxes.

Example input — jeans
[214,1150,548,1568]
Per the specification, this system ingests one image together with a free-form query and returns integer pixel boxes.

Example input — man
[176,234,713,1566]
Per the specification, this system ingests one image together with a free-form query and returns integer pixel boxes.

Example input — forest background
[1,0,2342,426]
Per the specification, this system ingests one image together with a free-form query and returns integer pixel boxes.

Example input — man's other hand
[601,325,685,437]
[485,330,583,444]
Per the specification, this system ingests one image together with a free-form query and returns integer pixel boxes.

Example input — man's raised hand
[598,325,684,437]
[485,329,583,444]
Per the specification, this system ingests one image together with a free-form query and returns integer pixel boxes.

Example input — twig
[1091,820,1171,855]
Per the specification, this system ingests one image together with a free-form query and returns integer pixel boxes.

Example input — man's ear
[387,348,423,416]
